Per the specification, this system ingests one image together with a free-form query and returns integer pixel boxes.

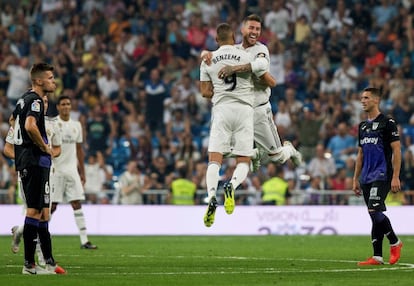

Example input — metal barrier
[3,188,413,206]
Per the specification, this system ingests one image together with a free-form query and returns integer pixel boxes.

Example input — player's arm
[76,142,86,184]
[3,124,15,159]
[25,116,52,155]
[390,140,401,193]
[352,147,363,197]
[199,81,214,99]
[51,145,61,158]
[258,72,276,87]
[3,142,14,159]
[218,55,276,87]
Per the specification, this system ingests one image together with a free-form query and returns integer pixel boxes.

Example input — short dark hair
[57,94,71,105]
[30,63,54,80]
[216,23,233,42]
[363,87,382,98]
[243,14,262,25]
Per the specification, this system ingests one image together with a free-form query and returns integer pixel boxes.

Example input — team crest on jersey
[256,53,266,58]
[31,100,41,112]
[372,122,379,130]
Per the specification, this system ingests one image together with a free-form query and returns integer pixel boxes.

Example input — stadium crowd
[1,0,414,206]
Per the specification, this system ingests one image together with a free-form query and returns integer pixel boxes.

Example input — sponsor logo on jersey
[360,137,378,145]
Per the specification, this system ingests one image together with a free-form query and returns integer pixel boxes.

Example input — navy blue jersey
[358,113,399,184]
[12,90,51,170]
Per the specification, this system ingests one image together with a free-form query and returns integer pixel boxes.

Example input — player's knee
[369,210,385,223]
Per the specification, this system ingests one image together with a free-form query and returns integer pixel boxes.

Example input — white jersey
[235,42,271,107]
[52,116,82,174]
[200,45,255,106]
[45,116,62,149]
[5,117,61,147]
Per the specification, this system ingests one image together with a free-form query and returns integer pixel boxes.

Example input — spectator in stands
[261,163,291,206]
[326,122,357,166]
[295,103,324,162]
[118,160,146,205]
[86,104,113,156]
[144,67,168,131]
[0,55,30,104]
[304,175,323,205]
[307,143,337,190]
[372,0,398,29]
[84,152,106,204]
[334,56,359,97]
[329,167,350,205]
[168,160,197,205]
[41,11,65,48]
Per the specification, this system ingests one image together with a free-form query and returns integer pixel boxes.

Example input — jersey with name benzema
[52,117,83,174]
[358,113,399,184]
[200,44,254,106]
[235,42,271,106]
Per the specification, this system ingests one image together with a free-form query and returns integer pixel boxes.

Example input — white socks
[206,162,221,201]
[74,209,88,245]
[230,162,250,190]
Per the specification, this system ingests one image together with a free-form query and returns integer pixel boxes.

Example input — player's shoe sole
[357,257,384,266]
[11,225,21,254]
[389,241,403,265]
[223,182,235,215]
[204,197,217,227]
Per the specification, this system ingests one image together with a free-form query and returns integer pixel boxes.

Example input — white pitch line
[3,256,414,276]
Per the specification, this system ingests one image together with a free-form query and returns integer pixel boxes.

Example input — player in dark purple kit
[12,63,66,274]
[352,87,403,266]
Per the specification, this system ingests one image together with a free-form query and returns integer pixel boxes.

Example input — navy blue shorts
[360,180,390,211]
[20,166,51,211]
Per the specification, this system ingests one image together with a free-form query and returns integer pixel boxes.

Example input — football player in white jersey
[201,14,302,171]
[200,23,276,227]
[49,95,97,249]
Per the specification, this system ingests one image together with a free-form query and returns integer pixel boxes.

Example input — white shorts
[254,102,282,153]
[50,169,85,203]
[208,103,254,157]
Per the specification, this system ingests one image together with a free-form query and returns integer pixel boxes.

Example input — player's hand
[201,51,212,66]
[391,177,401,193]
[352,180,361,197]
[218,66,233,79]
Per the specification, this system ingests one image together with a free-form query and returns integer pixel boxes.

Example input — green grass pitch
[1,235,412,285]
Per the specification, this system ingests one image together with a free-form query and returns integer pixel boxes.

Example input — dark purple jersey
[12,90,51,170]
[358,114,399,184]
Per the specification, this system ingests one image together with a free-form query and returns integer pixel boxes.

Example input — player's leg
[204,152,223,227]
[223,156,250,215]
[20,167,44,274]
[36,167,66,274]
[11,225,24,253]
[374,181,402,264]
[67,174,97,249]
[254,103,302,166]
[223,105,254,214]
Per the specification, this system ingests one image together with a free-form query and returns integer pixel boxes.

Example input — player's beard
[243,33,257,47]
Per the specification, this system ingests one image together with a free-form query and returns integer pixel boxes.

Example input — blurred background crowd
[1,0,414,206]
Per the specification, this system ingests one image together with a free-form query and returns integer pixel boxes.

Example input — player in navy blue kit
[12,63,66,274]
[353,87,403,266]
